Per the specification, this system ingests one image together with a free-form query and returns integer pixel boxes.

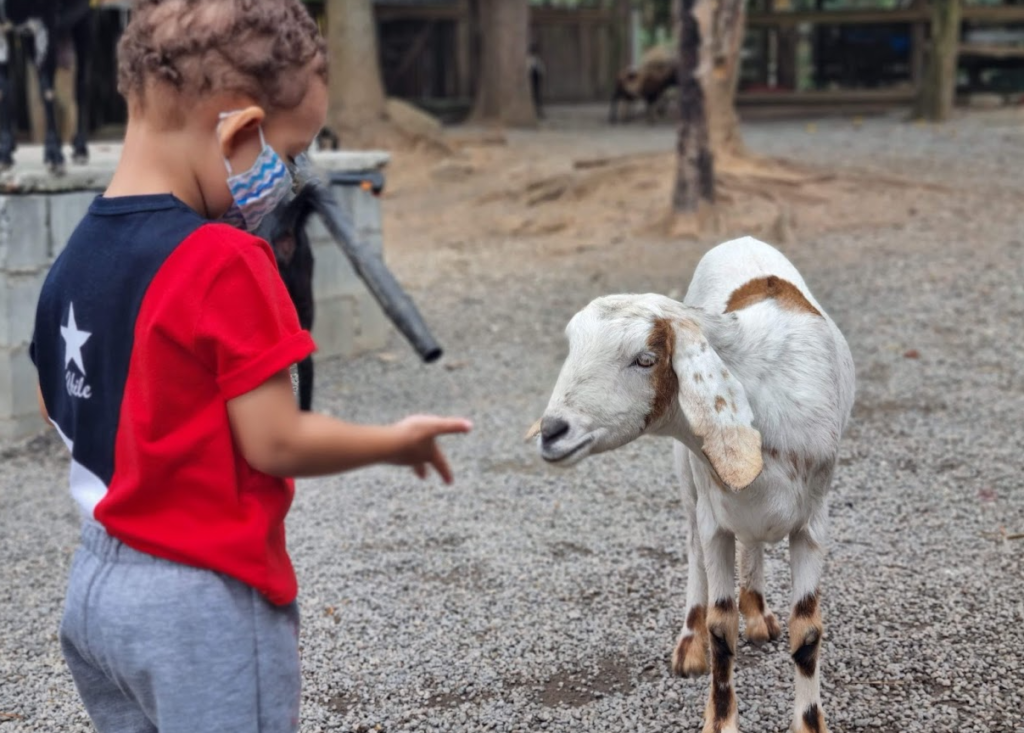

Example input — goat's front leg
[701,522,739,733]
[788,511,829,733]
[738,542,781,643]
[672,498,709,677]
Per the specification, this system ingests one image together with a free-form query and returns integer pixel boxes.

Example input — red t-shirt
[31,194,316,605]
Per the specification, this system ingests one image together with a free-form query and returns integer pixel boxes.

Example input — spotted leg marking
[789,512,829,733]
[701,525,739,733]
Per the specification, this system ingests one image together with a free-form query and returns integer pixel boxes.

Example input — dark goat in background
[609,56,678,124]
[0,0,92,173]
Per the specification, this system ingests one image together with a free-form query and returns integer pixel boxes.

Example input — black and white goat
[530,236,856,733]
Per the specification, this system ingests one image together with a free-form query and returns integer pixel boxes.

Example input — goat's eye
[634,353,657,369]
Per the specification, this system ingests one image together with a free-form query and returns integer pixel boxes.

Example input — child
[29,1,472,731]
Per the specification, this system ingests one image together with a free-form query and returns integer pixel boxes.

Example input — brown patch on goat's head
[725,276,823,317]
[713,396,727,413]
[644,318,678,428]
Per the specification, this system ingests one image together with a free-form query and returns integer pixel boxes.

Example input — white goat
[530,236,855,733]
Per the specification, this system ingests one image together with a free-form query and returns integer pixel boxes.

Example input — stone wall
[0,148,391,441]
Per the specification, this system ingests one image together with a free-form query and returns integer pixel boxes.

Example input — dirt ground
[371,102,998,291]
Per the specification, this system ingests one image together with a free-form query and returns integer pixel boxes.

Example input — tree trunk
[326,0,387,134]
[470,0,537,127]
[673,0,715,213]
[702,0,747,159]
[915,0,961,121]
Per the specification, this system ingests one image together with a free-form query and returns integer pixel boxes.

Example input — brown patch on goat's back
[644,318,678,428]
[725,276,823,317]
[714,396,727,413]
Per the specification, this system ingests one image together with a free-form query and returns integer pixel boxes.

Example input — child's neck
[105,121,208,217]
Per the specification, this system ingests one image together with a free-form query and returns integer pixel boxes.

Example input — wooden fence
[737,2,1024,106]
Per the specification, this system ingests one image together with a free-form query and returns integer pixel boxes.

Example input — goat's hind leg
[788,509,829,733]
[738,542,781,643]
[671,445,709,678]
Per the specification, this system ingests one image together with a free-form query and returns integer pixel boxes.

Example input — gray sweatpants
[60,521,302,733]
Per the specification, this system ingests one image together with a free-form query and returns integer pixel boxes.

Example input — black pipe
[256,154,443,365]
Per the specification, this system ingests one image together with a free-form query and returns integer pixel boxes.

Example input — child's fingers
[422,417,474,436]
[430,446,454,484]
[413,463,427,480]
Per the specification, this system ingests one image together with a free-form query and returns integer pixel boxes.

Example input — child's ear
[217,106,266,160]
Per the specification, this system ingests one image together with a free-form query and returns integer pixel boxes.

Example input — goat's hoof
[671,634,709,677]
[744,610,782,644]
[791,704,828,733]
[702,718,739,733]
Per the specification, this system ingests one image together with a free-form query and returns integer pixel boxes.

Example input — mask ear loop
[222,125,270,178]
[217,109,248,177]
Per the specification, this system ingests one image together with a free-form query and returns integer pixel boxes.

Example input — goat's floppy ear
[670,319,763,491]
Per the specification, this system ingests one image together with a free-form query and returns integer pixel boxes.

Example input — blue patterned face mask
[217,111,294,233]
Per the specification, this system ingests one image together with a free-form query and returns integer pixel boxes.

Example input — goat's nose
[540,416,570,443]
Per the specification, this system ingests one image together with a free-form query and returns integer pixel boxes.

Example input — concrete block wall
[0,148,391,442]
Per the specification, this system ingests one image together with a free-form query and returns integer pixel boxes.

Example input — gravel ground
[2,106,1023,733]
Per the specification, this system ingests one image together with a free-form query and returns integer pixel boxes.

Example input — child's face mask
[217,111,294,233]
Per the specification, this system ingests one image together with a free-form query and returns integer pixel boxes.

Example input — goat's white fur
[536,236,855,733]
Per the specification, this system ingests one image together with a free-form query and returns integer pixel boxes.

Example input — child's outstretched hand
[389,415,473,484]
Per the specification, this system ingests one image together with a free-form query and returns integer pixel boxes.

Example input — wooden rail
[959,43,1024,59]
[747,4,1024,27]
[738,88,918,105]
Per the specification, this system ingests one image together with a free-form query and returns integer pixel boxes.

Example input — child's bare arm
[226,370,472,481]
[37,384,49,422]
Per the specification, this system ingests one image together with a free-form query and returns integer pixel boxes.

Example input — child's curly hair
[118,0,327,112]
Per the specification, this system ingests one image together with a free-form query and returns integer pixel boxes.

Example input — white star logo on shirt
[61,303,91,376]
